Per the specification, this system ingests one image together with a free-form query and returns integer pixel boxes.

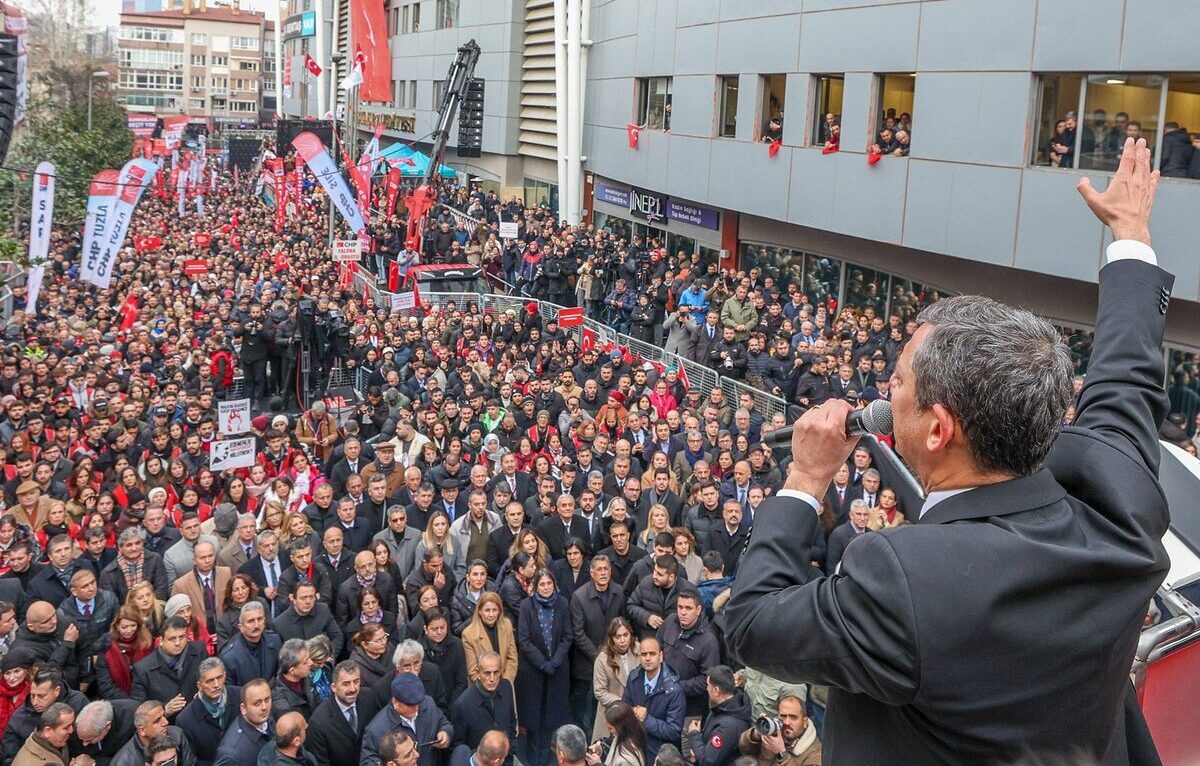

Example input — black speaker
[277,118,334,151]
[0,34,18,167]
[227,137,260,172]
[457,77,484,159]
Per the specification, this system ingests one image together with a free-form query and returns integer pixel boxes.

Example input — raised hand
[1077,137,1159,245]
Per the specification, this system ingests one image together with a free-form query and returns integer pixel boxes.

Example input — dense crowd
[0,131,1194,766]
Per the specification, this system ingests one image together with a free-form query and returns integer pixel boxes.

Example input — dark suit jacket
[99,552,170,602]
[725,258,1174,765]
[237,554,291,616]
[537,515,591,560]
[305,689,383,766]
[487,472,534,503]
[449,678,517,756]
[71,698,140,766]
[825,483,862,526]
[214,715,273,766]
[131,642,208,710]
[175,685,241,766]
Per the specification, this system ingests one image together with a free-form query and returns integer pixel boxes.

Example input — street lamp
[87,70,110,130]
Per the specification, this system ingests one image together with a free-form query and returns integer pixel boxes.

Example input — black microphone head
[861,400,893,435]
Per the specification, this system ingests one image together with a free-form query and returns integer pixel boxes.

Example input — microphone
[763,400,893,449]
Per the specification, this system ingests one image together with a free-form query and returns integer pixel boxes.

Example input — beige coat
[592,649,637,741]
[461,616,519,684]
[13,733,68,766]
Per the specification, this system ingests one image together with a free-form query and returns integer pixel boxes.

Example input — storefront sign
[629,186,666,222]
[594,181,629,208]
[282,11,316,41]
[667,198,721,231]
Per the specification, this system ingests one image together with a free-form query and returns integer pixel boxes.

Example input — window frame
[636,76,672,132]
[717,75,738,138]
[811,74,844,147]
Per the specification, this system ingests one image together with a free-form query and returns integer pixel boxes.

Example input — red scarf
[104,638,152,694]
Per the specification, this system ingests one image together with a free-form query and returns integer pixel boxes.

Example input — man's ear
[926,403,958,454]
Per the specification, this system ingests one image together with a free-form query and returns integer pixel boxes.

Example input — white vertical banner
[176,159,188,218]
[291,131,367,236]
[24,161,53,314]
[79,169,120,288]
[85,158,157,290]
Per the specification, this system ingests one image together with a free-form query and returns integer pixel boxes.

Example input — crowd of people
[0,128,1193,766]
[1046,109,1200,178]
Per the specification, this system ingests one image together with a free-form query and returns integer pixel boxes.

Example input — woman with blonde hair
[638,505,673,550]
[507,527,549,572]
[460,591,518,683]
[125,581,165,637]
[412,510,462,577]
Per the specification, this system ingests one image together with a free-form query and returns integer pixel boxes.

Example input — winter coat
[515,595,573,736]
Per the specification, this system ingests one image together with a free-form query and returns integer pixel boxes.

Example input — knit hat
[164,594,193,619]
[212,503,239,536]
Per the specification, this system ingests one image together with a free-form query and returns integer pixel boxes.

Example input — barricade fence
[345,264,791,421]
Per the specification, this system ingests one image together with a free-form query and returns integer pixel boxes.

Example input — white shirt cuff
[777,488,822,515]
[1106,240,1157,265]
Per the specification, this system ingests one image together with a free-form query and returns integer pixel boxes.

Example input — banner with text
[333,239,362,262]
[24,161,53,314]
[218,398,251,434]
[210,436,257,470]
[292,131,366,236]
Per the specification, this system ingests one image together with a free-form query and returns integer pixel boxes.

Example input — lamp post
[87,70,110,130]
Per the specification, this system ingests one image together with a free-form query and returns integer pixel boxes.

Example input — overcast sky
[93,0,282,29]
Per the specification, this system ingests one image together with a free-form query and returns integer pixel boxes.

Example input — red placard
[194,232,212,248]
[557,306,584,328]
[183,260,208,276]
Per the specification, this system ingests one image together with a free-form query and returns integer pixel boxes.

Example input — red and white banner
[556,306,583,328]
[350,0,389,102]
[176,155,189,217]
[82,159,156,289]
[384,166,401,217]
[162,115,188,150]
[127,114,157,139]
[293,131,366,235]
[79,170,120,288]
[271,157,285,233]
[183,259,208,276]
[24,161,53,314]
[293,155,303,209]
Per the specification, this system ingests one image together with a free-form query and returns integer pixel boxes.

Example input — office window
[436,0,458,29]
[873,73,915,155]
[717,76,738,138]
[1163,75,1200,178]
[812,75,844,146]
[1078,75,1164,171]
[636,77,672,131]
[759,73,786,140]
[1032,74,1084,168]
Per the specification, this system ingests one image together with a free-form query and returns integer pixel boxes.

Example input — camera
[755,716,783,738]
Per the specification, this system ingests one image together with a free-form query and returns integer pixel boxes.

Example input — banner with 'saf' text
[24,161,53,314]
[292,131,366,237]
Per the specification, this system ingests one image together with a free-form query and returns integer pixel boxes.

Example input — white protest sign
[210,436,257,470]
[332,239,362,262]
[390,291,416,312]
[498,221,519,239]
[217,398,251,435]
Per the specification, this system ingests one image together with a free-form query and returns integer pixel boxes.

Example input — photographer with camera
[683,666,750,766]
[737,696,821,766]
[233,302,270,404]
[604,280,636,335]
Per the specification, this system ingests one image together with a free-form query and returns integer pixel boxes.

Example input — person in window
[891,130,910,157]
[1047,120,1069,167]
[822,124,840,153]
[1159,122,1194,178]
[872,128,898,156]
[761,117,782,143]
[1053,113,1078,168]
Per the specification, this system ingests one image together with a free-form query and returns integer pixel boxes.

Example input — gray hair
[198,657,226,678]
[849,499,869,512]
[39,702,74,731]
[553,725,588,763]
[914,296,1072,477]
[655,745,686,766]
[75,701,113,740]
[862,468,881,482]
[117,527,146,546]
[256,530,278,547]
[237,513,257,527]
[393,639,424,667]
[278,638,309,674]
[239,600,266,622]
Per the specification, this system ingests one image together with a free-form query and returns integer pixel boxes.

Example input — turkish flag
[768,139,783,158]
[867,150,883,166]
[118,293,140,331]
[304,53,322,77]
[194,232,211,248]
[627,123,640,149]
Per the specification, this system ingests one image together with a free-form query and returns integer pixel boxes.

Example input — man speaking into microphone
[726,137,1171,766]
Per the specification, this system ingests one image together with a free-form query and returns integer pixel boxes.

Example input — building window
[238,60,259,71]
[118,48,183,69]
[812,74,843,147]
[121,26,182,43]
[523,177,558,216]
[636,77,672,131]
[436,0,458,29]
[1163,75,1200,178]
[870,74,914,156]
[191,54,206,66]
[717,75,738,138]
[1078,75,1164,171]
[191,33,206,45]
[232,100,257,113]
[1032,74,1084,168]
[758,74,786,141]
[433,80,445,109]
[408,79,417,108]
[412,2,421,32]
[231,36,259,51]
[212,55,228,67]
[393,79,402,104]
[190,76,202,88]
[189,98,205,110]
